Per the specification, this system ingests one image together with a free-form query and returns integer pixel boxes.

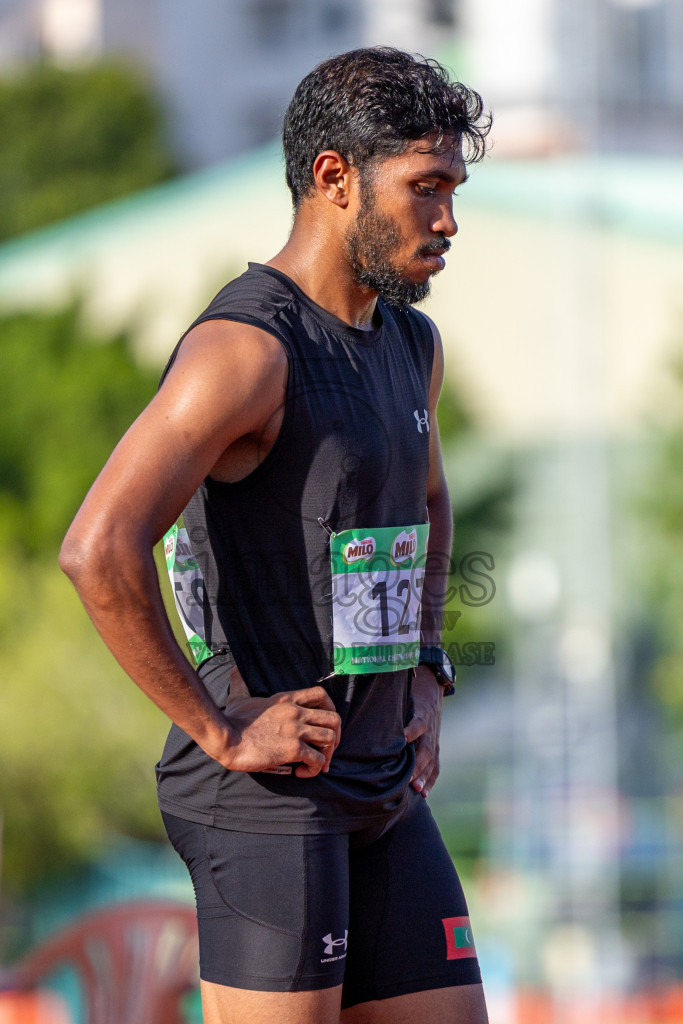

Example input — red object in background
[12,901,198,1024]
[515,985,683,1024]
[0,990,71,1023]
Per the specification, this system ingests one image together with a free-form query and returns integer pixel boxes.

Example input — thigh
[200,981,343,1024]
[341,792,484,1012]
[161,812,350,996]
[341,984,488,1024]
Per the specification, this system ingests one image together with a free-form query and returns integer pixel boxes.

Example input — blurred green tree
[0,304,158,555]
[0,62,175,241]
[644,353,683,737]
[0,304,169,891]
[0,560,170,891]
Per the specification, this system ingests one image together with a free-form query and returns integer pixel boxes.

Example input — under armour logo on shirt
[414,409,429,433]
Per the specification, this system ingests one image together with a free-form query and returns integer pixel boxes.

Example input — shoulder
[200,264,299,329]
[380,301,440,358]
[414,312,444,401]
[412,309,442,351]
[166,318,288,396]
[402,308,443,382]
[160,264,297,388]
[395,305,442,358]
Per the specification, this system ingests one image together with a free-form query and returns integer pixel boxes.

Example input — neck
[267,206,379,331]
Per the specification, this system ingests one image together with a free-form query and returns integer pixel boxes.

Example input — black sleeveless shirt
[156,263,435,833]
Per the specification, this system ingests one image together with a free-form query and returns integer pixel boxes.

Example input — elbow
[59,527,117,611]
[427,472,450,511]
[60,517,150,605]
[59,517,112,590]
[59,527,90,586]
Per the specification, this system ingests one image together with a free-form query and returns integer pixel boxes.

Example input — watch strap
[418,646,456,696]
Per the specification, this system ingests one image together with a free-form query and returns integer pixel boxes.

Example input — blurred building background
[2,0,683,165]
[0,0,449,166]
[1,1,683,1023]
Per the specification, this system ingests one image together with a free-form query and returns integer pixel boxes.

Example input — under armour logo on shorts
[322,931,348,955]
[414,409,429,433]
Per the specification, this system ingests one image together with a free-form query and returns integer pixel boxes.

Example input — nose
[432,199,458,238]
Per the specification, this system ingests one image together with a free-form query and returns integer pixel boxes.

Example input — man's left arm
[404,315,453,798]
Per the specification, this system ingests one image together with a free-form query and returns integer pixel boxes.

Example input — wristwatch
[418,646,456,696]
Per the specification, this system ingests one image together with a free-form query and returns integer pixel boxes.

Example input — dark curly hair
[283,46,491,208]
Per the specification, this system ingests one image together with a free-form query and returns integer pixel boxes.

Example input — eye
[415,184,437,197]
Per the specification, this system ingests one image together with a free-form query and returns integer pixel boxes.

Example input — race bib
[330,523,430,674]
[164,517,212,666]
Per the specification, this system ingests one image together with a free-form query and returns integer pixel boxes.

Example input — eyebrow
[418,168,469,186]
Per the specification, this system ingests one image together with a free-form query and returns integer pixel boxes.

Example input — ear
[312,150,355,207]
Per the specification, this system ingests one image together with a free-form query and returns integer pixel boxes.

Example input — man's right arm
[59,319,341,777]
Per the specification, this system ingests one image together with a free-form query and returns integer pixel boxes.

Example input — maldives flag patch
[442,916,477,960]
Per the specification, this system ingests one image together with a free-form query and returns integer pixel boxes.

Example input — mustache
[416,238,451,257]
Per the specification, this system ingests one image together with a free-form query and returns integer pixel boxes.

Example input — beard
[344,179,449,308]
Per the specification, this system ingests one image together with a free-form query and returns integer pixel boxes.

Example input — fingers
[410,740,440,797]
[293,738,331,778]
[294,757,326,779]
[230,671,341,744]
[320,735,337,773]
[230,672,334,715]
[404,713,427,745]
[410,762,440,796]
[286,688,341,750]
[224,671,341,774]
[424,759,440,795]
[405,695,442,796]
[300,724,339,767]
[299,723,337,745]
[286,685,337,713]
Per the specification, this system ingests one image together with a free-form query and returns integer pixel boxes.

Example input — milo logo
[343,536,376,564]
[164,533,176,560]
[391,528,417,565]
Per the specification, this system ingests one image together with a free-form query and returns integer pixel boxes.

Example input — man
[60,47,491,1024]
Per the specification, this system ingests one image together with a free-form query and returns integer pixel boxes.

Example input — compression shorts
[162,789,481,1007]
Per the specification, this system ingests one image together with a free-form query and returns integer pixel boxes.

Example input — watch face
[438,660,456,684]
[419,647,456,688]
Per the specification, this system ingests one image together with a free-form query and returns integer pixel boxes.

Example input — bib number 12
[329,523,430,674]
